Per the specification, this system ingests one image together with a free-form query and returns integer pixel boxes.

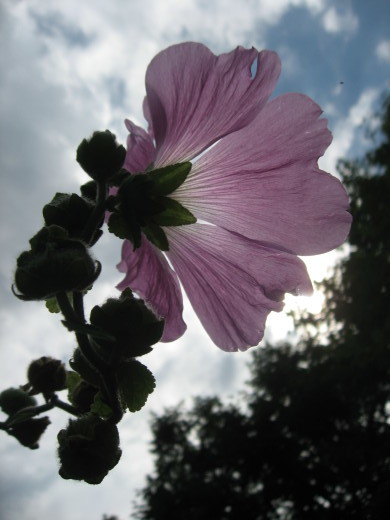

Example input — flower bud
[0,388,37,415]
[57,414,121,484]
[43,192,102,245]
[77,130,126,182]
[89,289,164,361]
[70,381,98,413]
[27,357,67,395]
[14,225,100,300]
[9,417,50,449]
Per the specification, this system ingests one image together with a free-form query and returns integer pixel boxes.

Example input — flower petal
[124,119,156,173]
[165,225,312,352]
[117,238,186,342]
[174,93,351,255]
[145,42,281,167]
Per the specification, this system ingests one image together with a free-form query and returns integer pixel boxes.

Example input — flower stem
[4,402,54,427]
[50,394,80,416]
[81,180,107,245]
[56,292,123,424]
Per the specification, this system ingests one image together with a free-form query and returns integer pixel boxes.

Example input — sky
[0,0,389,519]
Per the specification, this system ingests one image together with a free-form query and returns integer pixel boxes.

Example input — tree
[133,94,390,520]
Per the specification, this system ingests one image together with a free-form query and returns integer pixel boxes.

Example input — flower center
[108,162,196,251]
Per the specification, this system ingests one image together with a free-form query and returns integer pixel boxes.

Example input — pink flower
[116,42,351,352]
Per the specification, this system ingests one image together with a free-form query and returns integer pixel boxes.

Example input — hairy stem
[50,394,80,416]
[81,180,107,244]
[56,292,123,424]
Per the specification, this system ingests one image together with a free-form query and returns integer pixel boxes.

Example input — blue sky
[0,1,389,519]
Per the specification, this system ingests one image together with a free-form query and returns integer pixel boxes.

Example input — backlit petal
[174,93,351,255]
[165,225,312,352]
[117,238,186,342]
[145,42,281,167]
[124,119,156,174]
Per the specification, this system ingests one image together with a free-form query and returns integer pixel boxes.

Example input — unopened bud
[27,357,67,394]
[77,130,126,182]
[90,289,164,361]
[57,414,121,484]
[0,388,37,415]
[43,193,102,245]
[14,225,100,300]
[9,417,50,449]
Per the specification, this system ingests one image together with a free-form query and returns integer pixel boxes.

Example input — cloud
[376,39,390,63]
[321,87,380,174]
[322,5,359,36]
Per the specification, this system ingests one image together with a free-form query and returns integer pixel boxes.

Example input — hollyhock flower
[114,42,351,352]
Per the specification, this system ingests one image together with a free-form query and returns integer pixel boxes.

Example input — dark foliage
[134,93,390,520]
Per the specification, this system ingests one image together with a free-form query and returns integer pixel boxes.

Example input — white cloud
[376,39,390,63]
[322,5,359,35]
[321,87,380,174]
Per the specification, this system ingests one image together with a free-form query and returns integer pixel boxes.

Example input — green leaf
[45,296,61,313]
[66,371,82,402]
[108,213,141,250]
[107,212,130,240]
[153,197,196,227]
[117,360,156,412]
[90,392,113,419]
[143,224,169,251]
[150,162,192,196]
[69,349,101,388]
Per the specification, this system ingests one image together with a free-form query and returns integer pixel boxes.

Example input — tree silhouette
[133,93,390,520]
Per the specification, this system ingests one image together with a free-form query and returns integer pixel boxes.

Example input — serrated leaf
[108,213,141,250]
[117,360,156,412]
[150,162,192,196]
[143,224,169,251]
[107,212,130,240]
[90,392,113,419]
[153,197,196,226]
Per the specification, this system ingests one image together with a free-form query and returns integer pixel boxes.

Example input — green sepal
[90,392,113,419]
[149,162,192,196]
[143,224,169,251]
[117,360,156,412]
[152,197,196,226]
[108,212,141,250]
